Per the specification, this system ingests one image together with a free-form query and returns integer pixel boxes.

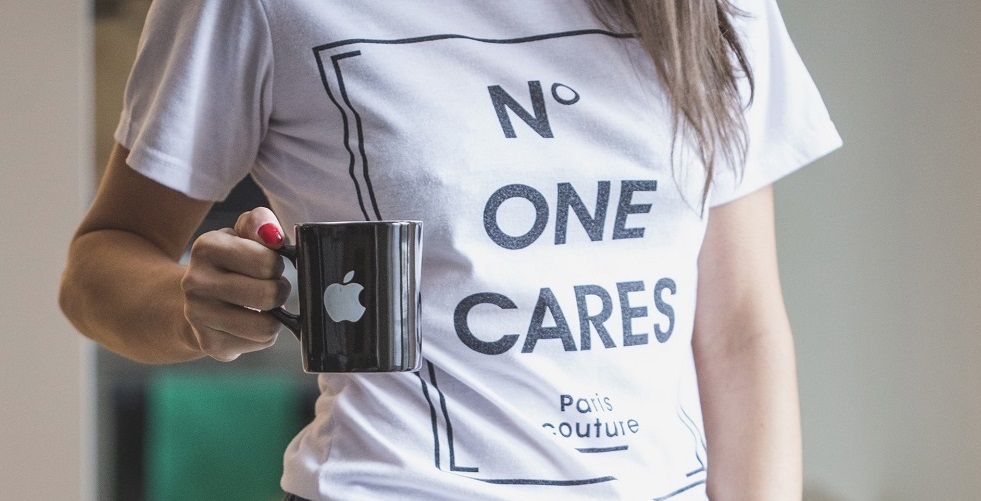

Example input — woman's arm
[59,143,289,364]
[693,185,802,499]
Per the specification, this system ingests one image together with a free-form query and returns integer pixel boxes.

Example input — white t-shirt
[117,0,841,499]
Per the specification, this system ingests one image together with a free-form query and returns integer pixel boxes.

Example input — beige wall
[0,1,94,500]
[777,1,981,499]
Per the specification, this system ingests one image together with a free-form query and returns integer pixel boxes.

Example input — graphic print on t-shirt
[311,30,708,498]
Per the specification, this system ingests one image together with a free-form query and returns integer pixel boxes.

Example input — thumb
[234,207,286,249]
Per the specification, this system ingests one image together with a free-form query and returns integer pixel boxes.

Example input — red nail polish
[257,223,283,246]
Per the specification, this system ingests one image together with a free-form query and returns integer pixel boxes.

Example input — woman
[60,0,840,498]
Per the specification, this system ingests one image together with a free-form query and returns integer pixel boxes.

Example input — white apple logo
[323,270,366,323]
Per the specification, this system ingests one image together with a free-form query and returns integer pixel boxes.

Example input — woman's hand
[181,208,292,361]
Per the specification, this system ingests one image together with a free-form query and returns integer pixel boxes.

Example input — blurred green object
[144,371,301,501]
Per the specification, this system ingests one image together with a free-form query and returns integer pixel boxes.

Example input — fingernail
[257,223,283,246]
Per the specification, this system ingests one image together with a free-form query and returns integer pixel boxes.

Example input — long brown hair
[588,0,754,207]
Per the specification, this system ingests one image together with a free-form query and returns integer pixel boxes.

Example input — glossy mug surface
[272,221,422,373]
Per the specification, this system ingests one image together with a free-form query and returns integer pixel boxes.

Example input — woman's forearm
[694,318,803,500]
[59,146,291,365]
[692,186,803,500]
[59,228,202,364]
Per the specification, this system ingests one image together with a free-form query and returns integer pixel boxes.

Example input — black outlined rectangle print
[313,30,629,488]
[311,30,706,498]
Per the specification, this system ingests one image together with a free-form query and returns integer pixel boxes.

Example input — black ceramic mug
[270,221,423,373]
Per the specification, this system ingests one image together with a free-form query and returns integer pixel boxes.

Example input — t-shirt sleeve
[113,0,273,201]
[708,0,842,207]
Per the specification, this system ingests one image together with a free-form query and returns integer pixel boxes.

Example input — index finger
[234,207,286,249]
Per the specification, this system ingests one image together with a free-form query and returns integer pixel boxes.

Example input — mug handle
[269,244,301,341]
